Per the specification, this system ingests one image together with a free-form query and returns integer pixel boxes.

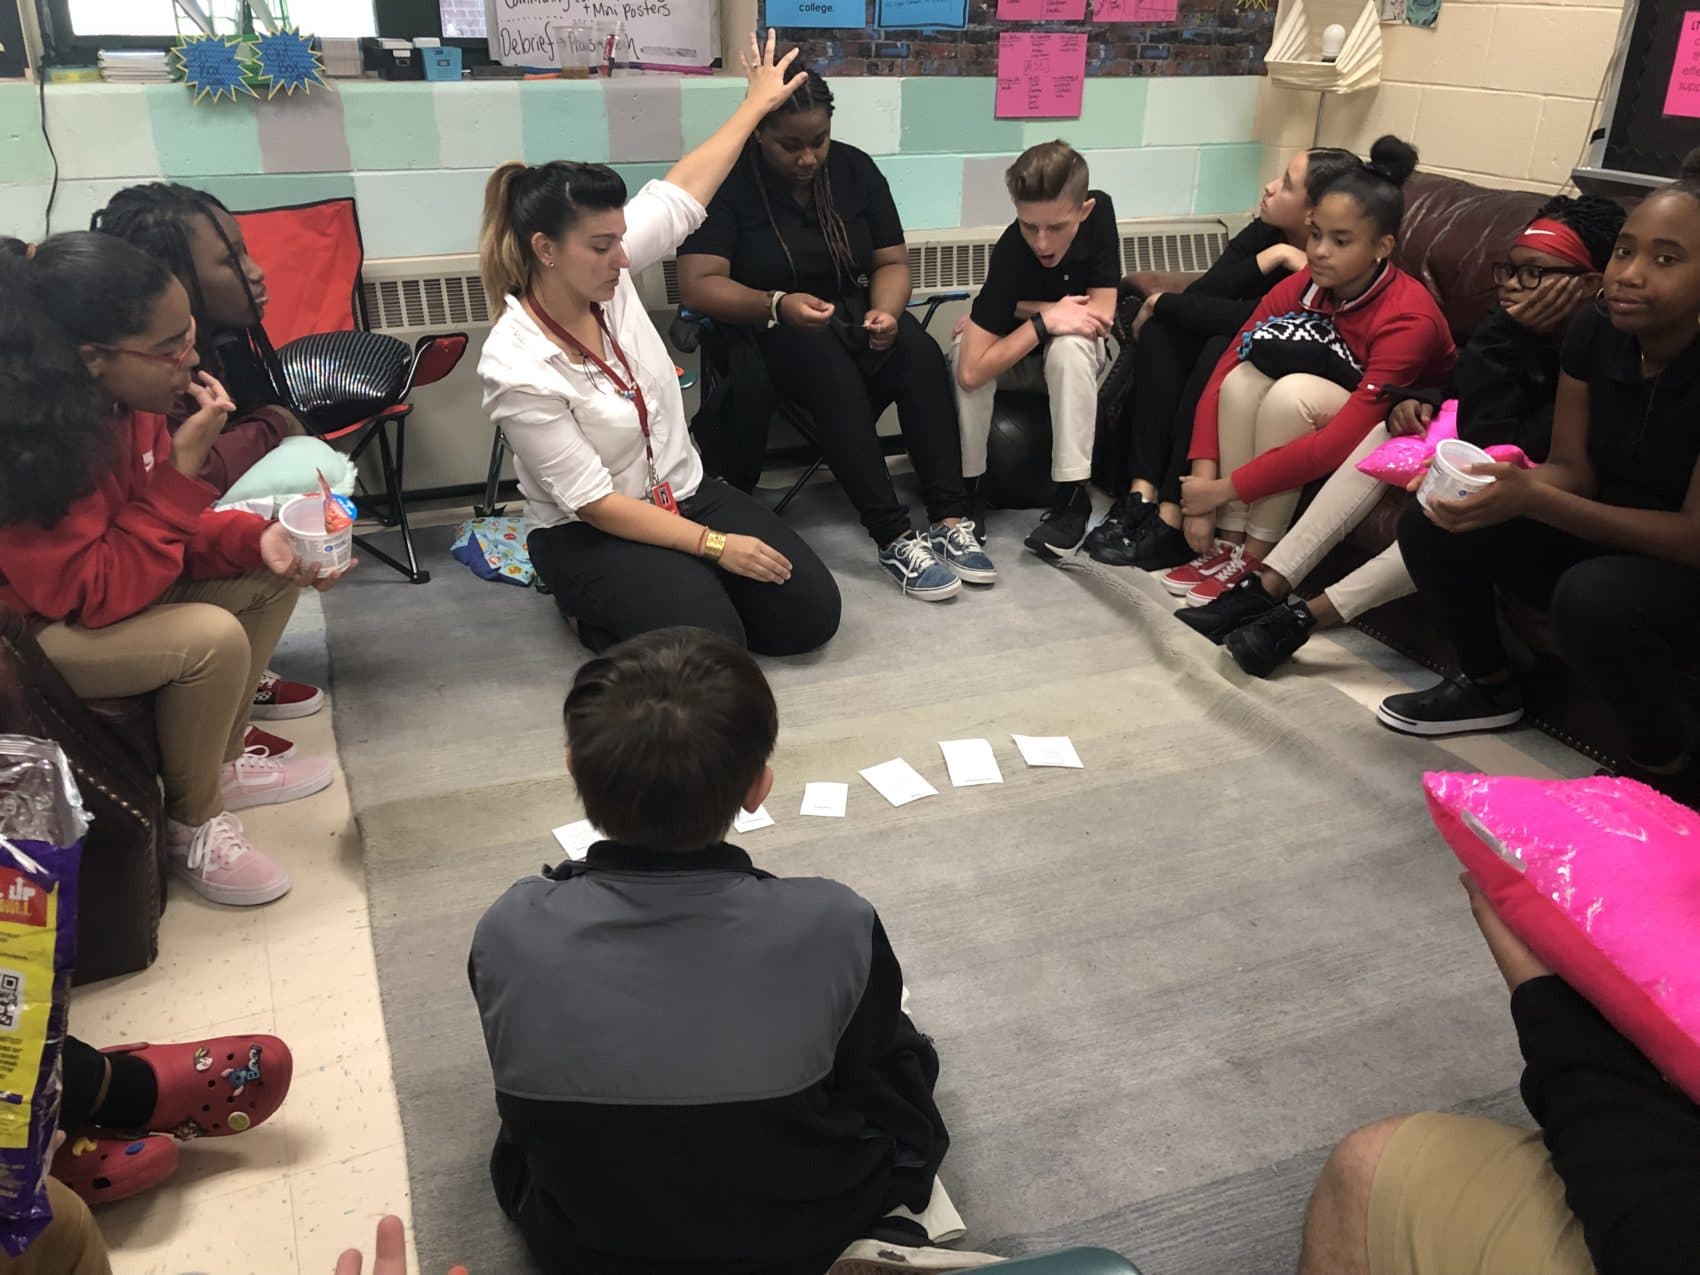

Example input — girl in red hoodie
[0,233,349,906]
[1168,135,1456,606]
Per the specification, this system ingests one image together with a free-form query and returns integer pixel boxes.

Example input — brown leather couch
[1,607,166,984]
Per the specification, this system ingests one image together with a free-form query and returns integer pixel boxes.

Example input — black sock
[91,1051,160,1130]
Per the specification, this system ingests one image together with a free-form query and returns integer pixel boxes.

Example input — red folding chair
[236,198,466,584]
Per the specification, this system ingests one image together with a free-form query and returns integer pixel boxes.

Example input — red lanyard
[527,291,655,471]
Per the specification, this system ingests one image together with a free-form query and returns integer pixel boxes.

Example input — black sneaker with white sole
[1377,673,1525,737]
[1024,482,1093,559]
[1083,491,1156,562]
[1122,517,1195,572]
[1226,595,1318,677]
[1175,574,1280,643]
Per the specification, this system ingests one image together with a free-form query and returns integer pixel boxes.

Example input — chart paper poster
[877,0,970,26]
[999,0,1088,20]
[996,31,1087,119]
[1094,0,1179,20]
[769,0,863,26]
[1666,11,1700,118]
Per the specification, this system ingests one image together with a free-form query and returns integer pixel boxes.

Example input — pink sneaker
[250,671,324,721]
[243,724,296,760]
[1162,541,1239,596]
[166,813,292,907]
[1187,553,1261,606]
[221,751,333,811]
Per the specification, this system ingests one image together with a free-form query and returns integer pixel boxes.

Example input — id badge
[649,480,679,515]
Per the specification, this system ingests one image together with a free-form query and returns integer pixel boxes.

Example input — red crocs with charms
[102,1035,294,1141]
[52,1133,180,1206]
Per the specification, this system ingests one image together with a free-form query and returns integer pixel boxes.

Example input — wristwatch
[1030,311,1050,342]
[702,530,728,563]
[767,291,788,329]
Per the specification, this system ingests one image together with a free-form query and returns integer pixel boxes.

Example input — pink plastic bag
[1425,771,1700,1102]
[1357,399,1532,486]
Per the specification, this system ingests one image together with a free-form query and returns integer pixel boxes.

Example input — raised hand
[740,29,803,114]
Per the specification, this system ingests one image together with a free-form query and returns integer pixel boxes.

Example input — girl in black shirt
[678,72,990,604]
[1382,154,1700,804]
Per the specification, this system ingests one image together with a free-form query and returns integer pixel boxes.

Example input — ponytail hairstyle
[0,232,174,527]
[1532,193,1627,271]
[1306,134,1420,238]
[479,160,628,309]
[751,71,860,290]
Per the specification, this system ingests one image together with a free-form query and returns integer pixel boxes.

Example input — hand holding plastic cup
[1416,437,1496,511]
[279,474,355,575]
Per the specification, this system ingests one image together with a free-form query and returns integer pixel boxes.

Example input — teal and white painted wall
[0,75,1264,257]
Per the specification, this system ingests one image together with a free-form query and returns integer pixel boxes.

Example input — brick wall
[762,0,1275,77]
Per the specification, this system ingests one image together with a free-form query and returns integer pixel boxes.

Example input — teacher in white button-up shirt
[477,32,840,656]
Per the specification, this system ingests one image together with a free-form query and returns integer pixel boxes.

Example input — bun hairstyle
[1306,134,1420,238]
[0,232,173,527]
[479,160,628,309]
[1532,193,1627,271]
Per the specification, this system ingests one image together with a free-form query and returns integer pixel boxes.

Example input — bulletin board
[758,0,1274,77]
[1588,0,1700,188]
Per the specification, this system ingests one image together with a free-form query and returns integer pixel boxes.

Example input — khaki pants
[1260,423,1416,622]
[1369,1113,1592,1275]
[0,1180,112,1275]
[1214,363,1352,544]
[953,333,1108,484]
[35,573,298,826]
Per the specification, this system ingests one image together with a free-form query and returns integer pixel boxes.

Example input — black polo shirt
[969,190,1121,337]
[1559,306,1700,511]
[680,141,903,301]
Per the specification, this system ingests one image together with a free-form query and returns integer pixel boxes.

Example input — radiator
[360,215,1234,495]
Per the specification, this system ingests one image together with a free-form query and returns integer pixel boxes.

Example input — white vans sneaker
[220,751,333,811]
[167,813,292,907]
[829,1241,1003,1273]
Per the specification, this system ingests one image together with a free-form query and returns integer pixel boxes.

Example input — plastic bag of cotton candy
[0,737,86,1256]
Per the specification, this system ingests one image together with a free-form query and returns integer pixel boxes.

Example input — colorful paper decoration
[767,0,863,25]
[253,27,325,96]
[1095,0,1180,19]
[999,0,1087,19]
[1666,11,1700,118]
[175,34,256,103]
[877,0,971,26]
[995,31,1087,118]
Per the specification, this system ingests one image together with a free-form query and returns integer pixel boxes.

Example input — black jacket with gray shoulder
[469,841,949,1274]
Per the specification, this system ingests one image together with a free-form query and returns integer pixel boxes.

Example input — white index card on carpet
[801,782,849,817]
[860,758,939,807]
[551,819,602,861]
[1012,734,1084,769]
[733,804,775,833]
[939,738,1003,787]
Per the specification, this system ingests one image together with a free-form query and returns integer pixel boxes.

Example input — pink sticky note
[1666,11,1700,119]
[999,0,1087,19]
[996,31,1087,119]
[1094,0,1178,19]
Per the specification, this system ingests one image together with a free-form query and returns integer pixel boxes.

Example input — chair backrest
[234,198,366,346]
[406,333,468,395]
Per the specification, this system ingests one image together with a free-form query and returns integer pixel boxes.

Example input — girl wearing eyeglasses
[0,232,351,908]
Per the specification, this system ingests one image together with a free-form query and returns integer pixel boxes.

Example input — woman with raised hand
[477,32,840,655]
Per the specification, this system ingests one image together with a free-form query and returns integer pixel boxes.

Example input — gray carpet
[325,483,1530,1275]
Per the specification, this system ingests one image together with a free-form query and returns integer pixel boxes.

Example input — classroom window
[63,0,376,39]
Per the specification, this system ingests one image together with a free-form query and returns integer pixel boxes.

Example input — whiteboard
[486,1,718,70]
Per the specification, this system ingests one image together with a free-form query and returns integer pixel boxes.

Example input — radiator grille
[362,273,489,333]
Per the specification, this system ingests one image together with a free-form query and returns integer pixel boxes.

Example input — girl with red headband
[1179,195,1626,674]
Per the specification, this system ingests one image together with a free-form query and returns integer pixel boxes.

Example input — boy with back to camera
[468,627,998,1275]
[953,140,1121,558]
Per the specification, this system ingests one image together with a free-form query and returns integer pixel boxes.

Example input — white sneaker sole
[169,862,293,907]
[250,688,325,721]
[1163,574,1203,597]
[830,1242,1003,1273]
[902,578,963,602]
[1375,704,1525,737]
[945,563,999,585]
[222,758,335,811]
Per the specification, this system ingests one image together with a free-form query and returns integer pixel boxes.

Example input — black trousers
[1125,318,1230,506]
[763,313,967,546]
[61,1035,104,1135]
[527,479,841,657]
[1399,501,1700,765]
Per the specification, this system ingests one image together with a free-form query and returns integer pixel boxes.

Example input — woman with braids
[0,233,351,908]
[1377,154,1700,806]
[676,70,994,602]
[1178,194,1627,677]
[477,31,839,655]
[92,182,303,494]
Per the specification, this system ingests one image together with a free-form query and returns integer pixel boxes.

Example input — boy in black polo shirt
[469,628,995,1275]
[954,140,1120,556]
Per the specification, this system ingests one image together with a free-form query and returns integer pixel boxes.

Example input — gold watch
[701,531,728,563]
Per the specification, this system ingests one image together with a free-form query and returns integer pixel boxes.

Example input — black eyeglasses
[1491,262,1590,289]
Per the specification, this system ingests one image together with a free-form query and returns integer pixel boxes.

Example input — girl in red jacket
[0,233,350,906]
[1168,136,1456,605]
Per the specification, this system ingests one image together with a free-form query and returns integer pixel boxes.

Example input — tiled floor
[70,515,1583,1274]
